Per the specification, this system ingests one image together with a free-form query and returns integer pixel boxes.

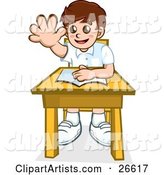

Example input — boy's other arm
[73,64,114,82]
[92,64,114,79]
[29,14,68,58]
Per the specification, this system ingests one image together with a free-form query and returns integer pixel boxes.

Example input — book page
[57,69,107,86]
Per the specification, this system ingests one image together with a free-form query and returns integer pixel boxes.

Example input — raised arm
[29,14,67,58]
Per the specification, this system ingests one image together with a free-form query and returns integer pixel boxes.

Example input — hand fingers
[77,76,85,82]
[73,73,82,79]
[79,65,87,70]
[36,14,47,31]
[72,70,81,76]
[48,14,58,31]
[28,35,40,43]
[30,24,41,36]
[56,27,66,39]
[72,70,82,79]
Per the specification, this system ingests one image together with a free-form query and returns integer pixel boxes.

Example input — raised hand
[29,14,66,48]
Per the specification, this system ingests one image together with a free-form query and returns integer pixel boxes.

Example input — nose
[76,33,80,38]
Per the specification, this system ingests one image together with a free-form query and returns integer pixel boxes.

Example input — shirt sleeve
[101,45,115,65]
[60,43,72,64]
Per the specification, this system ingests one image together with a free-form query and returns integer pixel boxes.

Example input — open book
[57,69,107,87]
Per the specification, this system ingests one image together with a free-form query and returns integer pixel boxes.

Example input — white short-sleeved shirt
[62,42,114,67]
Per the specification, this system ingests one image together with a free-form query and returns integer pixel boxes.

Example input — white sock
[91,113,105,126]
[66,112,80,126]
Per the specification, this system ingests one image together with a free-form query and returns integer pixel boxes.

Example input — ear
[97,27,105,39]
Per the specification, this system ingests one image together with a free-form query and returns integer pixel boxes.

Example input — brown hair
[61,0,106,29]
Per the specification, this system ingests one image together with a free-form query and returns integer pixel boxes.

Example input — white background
[0,0,164,174]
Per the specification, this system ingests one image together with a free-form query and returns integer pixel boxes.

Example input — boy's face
[67,19,102,50]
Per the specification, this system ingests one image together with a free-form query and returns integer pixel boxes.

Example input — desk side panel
[42,94,123,108]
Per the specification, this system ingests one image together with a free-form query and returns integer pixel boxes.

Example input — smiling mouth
[75,39,89,44]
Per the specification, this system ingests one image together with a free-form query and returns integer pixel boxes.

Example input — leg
[67,108,79,112]
[45,108,59,158]
[59,108,81,145]
[92,108,105,126]
[65,108,79,124]
[63,108,79,120]
[111,108,124,160]
[93,108,104,113]
[90,109,111,147]
[93,108,111,123]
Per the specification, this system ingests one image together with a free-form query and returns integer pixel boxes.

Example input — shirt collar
[76,45,94,57]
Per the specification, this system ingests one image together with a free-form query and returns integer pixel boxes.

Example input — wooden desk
[31,67,135,160]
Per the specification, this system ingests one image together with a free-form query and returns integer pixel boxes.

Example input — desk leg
[111,108,124,160]
[45,108,59,158]
[106,109,111,123]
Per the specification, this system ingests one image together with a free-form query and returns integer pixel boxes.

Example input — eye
[83,25,91,34]
[70,25,77,33]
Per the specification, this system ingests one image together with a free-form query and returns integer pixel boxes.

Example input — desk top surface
[31,67,135,95]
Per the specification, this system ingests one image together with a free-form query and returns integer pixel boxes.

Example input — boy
[29,0,114,147]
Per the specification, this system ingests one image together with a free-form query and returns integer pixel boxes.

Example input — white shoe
[89,122,111,147]
[58,120,82,145]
